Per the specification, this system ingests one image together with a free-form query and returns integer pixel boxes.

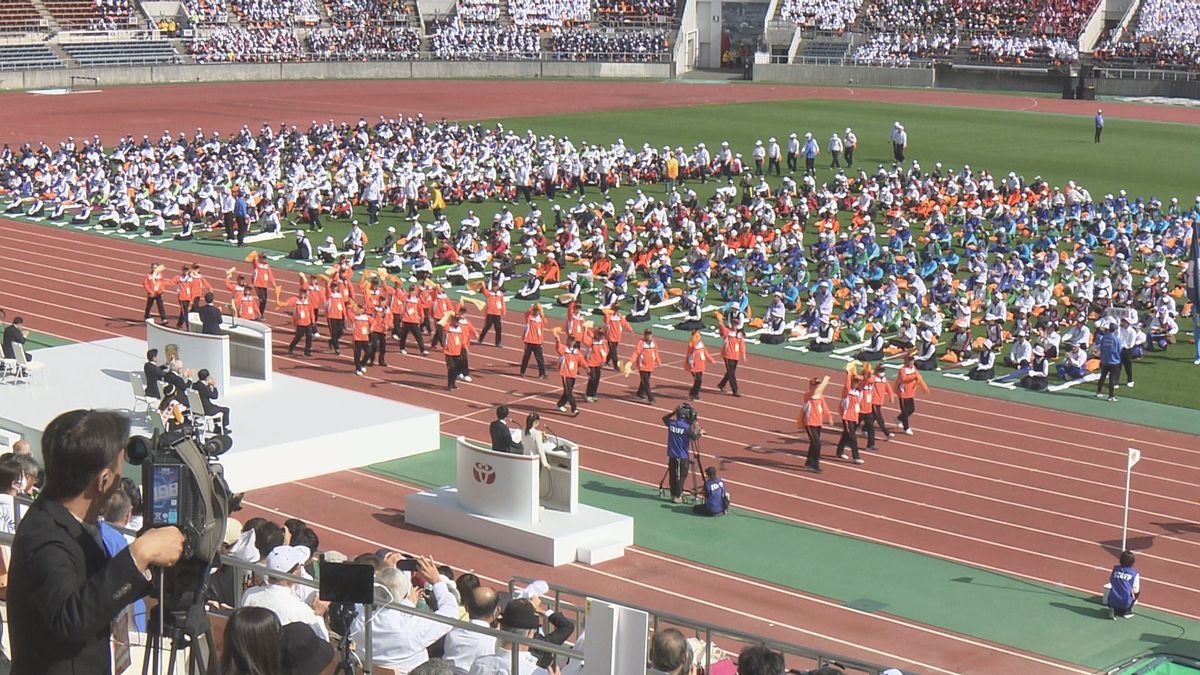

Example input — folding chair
[130,372,155,413]
[185,388,220,440]
[11,344,42,386]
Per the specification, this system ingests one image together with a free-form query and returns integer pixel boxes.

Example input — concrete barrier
[753,62,933,88]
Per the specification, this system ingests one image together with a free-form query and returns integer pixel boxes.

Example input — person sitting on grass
[1106,550,1140,620]
[693,466,729,517]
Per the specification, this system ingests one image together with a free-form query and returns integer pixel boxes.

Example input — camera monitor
[319,562,376,605]
[148,463,184,526]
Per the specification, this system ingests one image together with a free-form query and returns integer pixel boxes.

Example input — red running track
[3,218,1199,673]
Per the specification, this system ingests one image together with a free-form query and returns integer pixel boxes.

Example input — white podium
[405,436,634,566]
[146,316,273,394]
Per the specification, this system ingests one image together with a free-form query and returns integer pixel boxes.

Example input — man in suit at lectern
[490,406,520,454]
[198,293,224,336]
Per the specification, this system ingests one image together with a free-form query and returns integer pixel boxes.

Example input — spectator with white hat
[238,544,330,640]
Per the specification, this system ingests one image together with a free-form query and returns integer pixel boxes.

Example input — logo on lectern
[472,462,495,485]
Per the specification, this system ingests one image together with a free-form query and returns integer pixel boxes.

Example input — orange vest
[485,289,506,316]
[524,313,545,344]
[720,325,746,361]
[685,343,710,373]
[799,394,829,428]
[352,314,371,341]
[897,366,919,399]
[585,338,609,367]
[633,340,659,372]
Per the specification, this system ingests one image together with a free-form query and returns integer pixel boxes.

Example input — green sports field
[54,97,1200,410]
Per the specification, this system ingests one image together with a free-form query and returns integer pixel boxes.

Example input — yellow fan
[273,285,284,308]
[467,280,486,292]
[583,320,595,330]
[845,360,862,378]
[243,251,259,263]
[619,359,634,377]
[459,296,485,310]
[551,326,563,336]
[224,266,237,276]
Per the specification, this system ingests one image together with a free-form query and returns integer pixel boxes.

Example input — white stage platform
[0,337,439,492]
[406,487,634,567]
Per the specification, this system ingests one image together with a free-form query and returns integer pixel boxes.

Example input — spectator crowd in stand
[851,31,957,64]
[1094,0,1200,70]
[455,0,501,22]
[593,0,676,24]
[188,26,303,62]
[308,25,421,59]
[89,0,136,30]
[550,28,669,61]
[779,0,863,32]
[509,0,592,27]
[969,34,1079,63]
[326,0,415,26]
[230,0,321,26]
[181,0,229,24]
[429,22,541,60]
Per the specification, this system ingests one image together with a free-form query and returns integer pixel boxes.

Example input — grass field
[52,98,1200,409]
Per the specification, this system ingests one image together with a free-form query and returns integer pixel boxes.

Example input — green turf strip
[370,437,1200,671]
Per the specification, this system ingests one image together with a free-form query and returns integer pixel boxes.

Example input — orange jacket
[252,261,274,289]
[897,365,920,399]
[484,288,506,316]
[631,338,660,372]
[604,312,631,343]
[143,273,165,297]
[719,324,746,362]
[585,337,609,368]
[685,341,711,374]
[352,314,371,342]
[799,393,832,428]
[523,311,545,345]
[840,388,863,423]
[556,340,586,379]
[444,321,476,357]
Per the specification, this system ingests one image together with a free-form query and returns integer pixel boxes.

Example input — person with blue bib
[662,406,700,504]
[1106,550,1140,619]
[693,467,729,517]
[1094,320,1123,401]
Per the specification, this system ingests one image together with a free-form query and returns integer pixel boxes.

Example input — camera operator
[662,405,700,504]
[692,467,729,517]
[7,409,185,675]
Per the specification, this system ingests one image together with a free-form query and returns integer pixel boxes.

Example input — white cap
[266,545,310,573]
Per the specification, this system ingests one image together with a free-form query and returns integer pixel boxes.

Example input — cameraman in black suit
[7,409,184,675]
[193,368,231,434]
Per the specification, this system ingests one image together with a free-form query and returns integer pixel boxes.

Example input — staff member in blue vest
[1094,109,1104,143]
[1105,550,1140,619]
[662,406,700,503]
[1094,320,1123,401]
[692,467,729,516]
[801,132,820,177]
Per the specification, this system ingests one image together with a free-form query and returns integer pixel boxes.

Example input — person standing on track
[279,287,316,357]
[428,286,456,351]
[836,376,865,465]
[351,303,372,376]
[716,313,746,397]
[603,305,632,371]
[397,285,428,356]
[584,326,609,403]
[143,263,168,323]
[896,354,923,434]
[554,333,586,416]
[684,329,712,401]
[799,377,832,473]
[478,282,505,347]
[631,329,661,404]
[325,279,348,355]
[251,253,276,317]
[868,367,895,446]
[367,297,391,367]
[443,312,475,390]
[519,304,548,378]
[170,264,195,329]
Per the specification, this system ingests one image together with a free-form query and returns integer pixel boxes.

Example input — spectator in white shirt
[466,599,552,675]
[443,586,500,675]
[351,557,460,674]
[239,544,330,641]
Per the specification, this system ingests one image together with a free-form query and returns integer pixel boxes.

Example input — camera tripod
[658,437,707,504]
[142,559,219,675]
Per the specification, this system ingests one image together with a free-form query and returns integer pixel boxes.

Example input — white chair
[130,372,155,413]
[10,344,43,387]
[185,388,220,440]
[0,356,17,384]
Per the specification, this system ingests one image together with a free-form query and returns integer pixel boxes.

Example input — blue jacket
[702,478,728,515]
[1107,564,1138,610]
[1098,331,1123,365]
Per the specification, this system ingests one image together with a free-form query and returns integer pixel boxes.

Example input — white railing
[1077,0,1109,51]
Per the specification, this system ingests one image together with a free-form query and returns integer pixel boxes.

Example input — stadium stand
[229,0,322,26]
[549,27,669,61]
[1094,0,1200,70]
[0,0,47,33]
[43,0,138,30]
[307,25,422,59]
[509,0,592,27]
[455,0,500,22]
[779,0,862,32]
[325,0,419,27]
[188,26,304,62]
[592,0,676,26]
[0,44,63,70]
[62,40,180,67]
[181,0,229,25]
[429,22,541,60]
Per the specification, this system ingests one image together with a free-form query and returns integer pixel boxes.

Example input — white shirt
[443,619,499,675]
[468,647,546,675]
[351,580,459,672]
[240,584,329,641]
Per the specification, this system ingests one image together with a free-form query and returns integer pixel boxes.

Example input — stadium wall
[0,61,672,91]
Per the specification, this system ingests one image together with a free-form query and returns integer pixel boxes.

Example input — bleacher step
[46,41,75,68]
[576,539,628,565]
[28,0,59,32]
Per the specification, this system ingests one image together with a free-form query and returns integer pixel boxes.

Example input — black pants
[836,421,861,460]
[144,295,167,321]
[898,398,915,430]
[1097,362,1121,397]
[461,350,472,377]
[520,343,545,377]
[717,359,739,394]
[893,142,905,162]
[236,216,248,246]
[869,405,891,442]
[1120,348,1134,383]
[786,153,797,172]
[446,354,465,389]
[804,156,815,175]
[768,158,781,175]
[353,340,370,371]
[667,456,690,498]
[206,405,231,433]
[845,145,854,166]
[398,322,425,353]
[367,199,379,225]
[830,151,841,168]
[328,319,344,353]
[636,371,654,402]
[606,341,620,369]
[689,372,703,399]
[1095,126,1102,143]
[557,377,578,412]
[369,332,387,365]
[804,426,822,469]
[223,212,235,239]
[256,287,268,316]
[176,299,191,328]
[586,365,602,399]
[431,322,446,350]
[479,315,502,346]
[288,325,314,355]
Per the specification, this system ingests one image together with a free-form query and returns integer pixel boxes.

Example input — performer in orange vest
[368,298,392,367]
[187,264,214,313]
[565,302,587,344]
[836,376,865,465]
[350,302,372,376]
[142,263,168,323]
[603,305,632,371]
[250,253,276,316]
[519,304,547,378]
[583,326,609,403]
[170,264,195,329]
[397,285,428,356]
[684,330,712,401]
[478,282,506,347]
[716,314,747,397]
[279,287,316,357]
[428,286,457,351]
[865,367,895,449]
[799,377,833,473]
[324,279,349,355]
[554,334,587,416]
[631,328,661,404]
[443,311,477,390]
[896,353,925,434]
[231,285,261,322]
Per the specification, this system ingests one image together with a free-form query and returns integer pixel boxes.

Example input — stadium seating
[188,26,304,62]
[0,44,63,70]
[180,0,229,25]
[850,32,956,65]
[62,40,179,67]
[43,0,137,30]
[0,1,47,33]
[592,0,677,27]
[549,27,669,61]
[1094,0,1200,71]
[325,0,419,27]
[509,0,592,27]
[779,0,862,32]
[307,25,421,59]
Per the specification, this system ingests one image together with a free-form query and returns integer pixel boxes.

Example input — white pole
[1121,458,1132,553]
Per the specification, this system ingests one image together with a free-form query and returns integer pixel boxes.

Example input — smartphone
[396,558,420,572]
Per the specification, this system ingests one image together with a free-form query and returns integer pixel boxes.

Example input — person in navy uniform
[662,406,700,503]
[692,467,728,516]
[1094,109,1104,143]
[1105,550,1140,619]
